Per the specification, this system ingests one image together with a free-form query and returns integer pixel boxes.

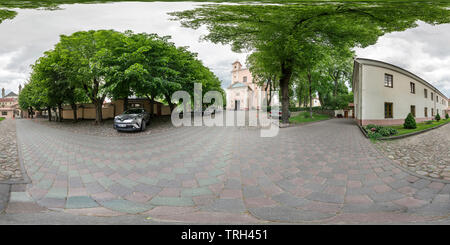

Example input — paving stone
[66,196,99,209]
[306,192,344,204]
[100,199,153,214]
[203,199,246,213]
[369,190,405,203]
[9,119,450,223]
[149,196,194,207]
[249,206,335,222]
[272,193,310,208]
[9,192,33,203]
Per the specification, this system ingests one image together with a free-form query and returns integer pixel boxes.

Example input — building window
[410,105,415,117]
[431,108,434,116]
[243,76,247,83]
[436,95,438,102]
[431,92,433,101]
[410,82,415,94]
[424,89,427,98]
[384,102,393,118]
[384,74,393,88]
[1,111,7,116]
[424,107,428,117]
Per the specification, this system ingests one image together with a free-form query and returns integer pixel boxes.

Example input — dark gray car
[114,108,150,132]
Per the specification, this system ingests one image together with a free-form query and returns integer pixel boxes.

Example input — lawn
[390,118,450,136]
[0,117,5,122]
[289,111,331,124]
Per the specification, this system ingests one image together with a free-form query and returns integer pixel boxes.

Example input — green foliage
[171,2,450,123]
[435,113,441,121]
[403,113,417,129]
[368,131,382,140]
[24,29,222,122]
[365,125,397,139]
[446,113,449,119]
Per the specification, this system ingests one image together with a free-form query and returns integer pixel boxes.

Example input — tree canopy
[170,2,450,122]
[20,29,223,123]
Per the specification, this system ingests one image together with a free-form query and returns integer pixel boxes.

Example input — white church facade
[226,61,278,110]
[352,58,448,126]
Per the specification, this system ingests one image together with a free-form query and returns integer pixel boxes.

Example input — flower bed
[362,118,450,140]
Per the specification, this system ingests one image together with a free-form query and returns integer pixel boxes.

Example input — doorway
[235,100,240,110]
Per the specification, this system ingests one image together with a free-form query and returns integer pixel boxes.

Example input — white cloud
[354,21,450,98]
[0,2,247,94]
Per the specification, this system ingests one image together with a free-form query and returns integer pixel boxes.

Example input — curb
[378,120,449,140]
[279,117,333,128]
[358,120,449,140]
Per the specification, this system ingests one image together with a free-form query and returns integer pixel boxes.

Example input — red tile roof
[0,98,16,102]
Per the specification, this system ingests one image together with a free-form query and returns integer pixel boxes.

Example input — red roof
[0,98,16,102]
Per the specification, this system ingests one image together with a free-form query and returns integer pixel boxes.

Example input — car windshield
[124,109,144,114]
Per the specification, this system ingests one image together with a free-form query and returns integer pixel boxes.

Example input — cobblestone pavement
[0,119,23,182]
[5,119,449,224]
[375,123,450,181]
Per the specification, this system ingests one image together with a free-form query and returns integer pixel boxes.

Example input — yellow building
[0,87,20,119]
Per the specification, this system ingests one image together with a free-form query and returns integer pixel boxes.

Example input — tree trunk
[150,96,155,117]
[48,107,52,121]
[58,104,63,122]
[333,71,340,98]
[53,108,58,121]
[165,94,175,112]
[71,103,77,123]
[318,92,324,108]
[94,100,103,124]
[268,78,273,106]
[123,97,129,112]
[280,61,293,124]
[307,71,313,118]
[298,82,303,108]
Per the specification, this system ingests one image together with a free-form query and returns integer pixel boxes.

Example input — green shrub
[368,131,382,139]
[446,113,449,119]
[425,120,433,125]
[378,127,391,137]
[435,113,441,121]
[385,127,397,136]
[386,127,398,135]
[366,124,377,130]
[403,113,417,129]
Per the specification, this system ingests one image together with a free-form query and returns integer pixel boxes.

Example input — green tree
[404,113,417,129]
[171,2,450,123]
[53,30,127,124]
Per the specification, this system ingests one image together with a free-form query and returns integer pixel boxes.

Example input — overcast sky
[0,2,449,98]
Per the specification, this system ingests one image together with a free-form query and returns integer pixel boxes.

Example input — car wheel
[141,120,146,131]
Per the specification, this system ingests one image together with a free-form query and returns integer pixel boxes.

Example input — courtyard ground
[376,123,450,180]
[0,118,448,224]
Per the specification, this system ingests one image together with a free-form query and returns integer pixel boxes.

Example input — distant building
[226,61,278,110]
[352,58,448,126]
[0,87,20,119]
